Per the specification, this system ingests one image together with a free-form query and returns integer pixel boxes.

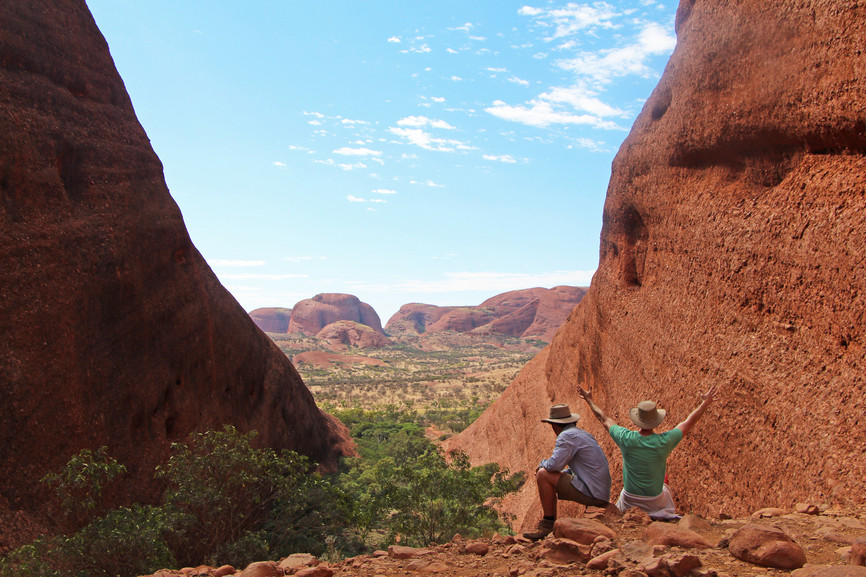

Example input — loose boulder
[729,524,806,569]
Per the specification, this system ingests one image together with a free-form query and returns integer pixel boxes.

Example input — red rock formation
[249,307,293,333]
[448,0,866,526]
[316,320,393,349]
[386,288,586,342]
[471,300,540,338]
[384,303,457,335]
[427,308,496,333]
[288,293,384,336]
[0,0,351,542]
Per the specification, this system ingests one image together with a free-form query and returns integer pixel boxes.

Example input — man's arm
[676,385,718,436]
[578,386,617,431]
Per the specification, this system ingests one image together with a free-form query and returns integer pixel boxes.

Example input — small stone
[678,514,712,533]
[587,548,622,570]
[751,508,787,518]
[590,537,615,558]
[553,516,617,544]
[279,553,319,571]
[388,545,431,559]
[240,561,282,577]
[538,537,592,565]
[853,536,866,566]
[295,566,333,577]
[620,571,650,577]
[645,522,714,549]
[666,553,702,577]
[463,541,489,556]
[795,502,820,515]
[623,507,654,526]
[729,524,806,570]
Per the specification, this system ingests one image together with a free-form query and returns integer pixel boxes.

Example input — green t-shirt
[608,425,683,497]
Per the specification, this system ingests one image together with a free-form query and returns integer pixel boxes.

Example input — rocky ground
[141,503,866,577]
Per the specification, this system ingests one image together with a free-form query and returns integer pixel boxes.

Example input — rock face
[249,307,293,333]
[316,321,393,349]
[385,287,587,342]
[384,303,456,336]
[0,0,350,537]
[447,0,866,528]
[288,293,385,336]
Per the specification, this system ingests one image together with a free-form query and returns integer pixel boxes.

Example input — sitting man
[523,403,613,540]
[578,385,717,520]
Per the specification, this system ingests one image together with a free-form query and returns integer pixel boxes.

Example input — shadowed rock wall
[0,0,351,535]
[447,0,865,528]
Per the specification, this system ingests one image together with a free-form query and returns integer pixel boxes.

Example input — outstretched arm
[578,386,617,431]
[676,385,718,436]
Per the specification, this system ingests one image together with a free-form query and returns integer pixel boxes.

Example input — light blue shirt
[540,424,612,502]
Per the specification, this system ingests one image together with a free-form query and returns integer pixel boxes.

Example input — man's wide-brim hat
[629,400,666,429]
[542,403,580,424]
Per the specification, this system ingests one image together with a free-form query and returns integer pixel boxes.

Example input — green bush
[156,425,354,566]
[41,446,126,529]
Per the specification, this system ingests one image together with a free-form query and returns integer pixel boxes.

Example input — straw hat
[629,400,666,429]
[542,403,580,425]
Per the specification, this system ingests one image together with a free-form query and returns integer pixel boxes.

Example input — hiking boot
[523,517,555,540]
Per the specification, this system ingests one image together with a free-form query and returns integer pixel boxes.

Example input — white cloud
[523,3,619,39]
[333,146,383,156]
[446,48,459,54]
[450,75,463,81]
[518,6,543,16]
[486,98,621,129]
[410,179,445,188]
[483,154,518,163]
[341,118,370,125]
[487,67,507,73]
[431,97,446,103]
[389,127,476,152]
[210,259,266,267]
[273,161,287,168]
[556,21,676,84]
[347,195,366,203]
[388,36,401,43]
[396,116,455,129]
[508,76,530,86]
[372,188,398,194]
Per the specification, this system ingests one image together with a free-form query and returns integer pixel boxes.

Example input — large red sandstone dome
[0,0,351,545]
[447,0,866,529]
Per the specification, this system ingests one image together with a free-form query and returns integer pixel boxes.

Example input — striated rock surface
[249,307,293,333]
[448,0,866,527]
[385,303,457,336]
[0,0,351,541]
[385,287,586,342]
[288,293,384,336]
[316,320,393,349]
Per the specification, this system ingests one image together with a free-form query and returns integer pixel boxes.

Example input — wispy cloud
[389,127,476,152]
[396,116,455,129]
[483,154,518,163]
[333,146,383,156]
[521,3,619,40]
[372,188,398,194]
[273,161,287,168]
[347,195,387,204]
[556,21,676,84]
[387,36,401,43]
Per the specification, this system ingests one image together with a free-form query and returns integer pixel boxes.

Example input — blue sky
[85,1,677,323]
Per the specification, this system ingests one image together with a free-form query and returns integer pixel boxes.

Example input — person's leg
[523,468,562,540]
[537,468,562,518]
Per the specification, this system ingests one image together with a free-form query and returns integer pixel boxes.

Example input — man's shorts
[556,472,609,507]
